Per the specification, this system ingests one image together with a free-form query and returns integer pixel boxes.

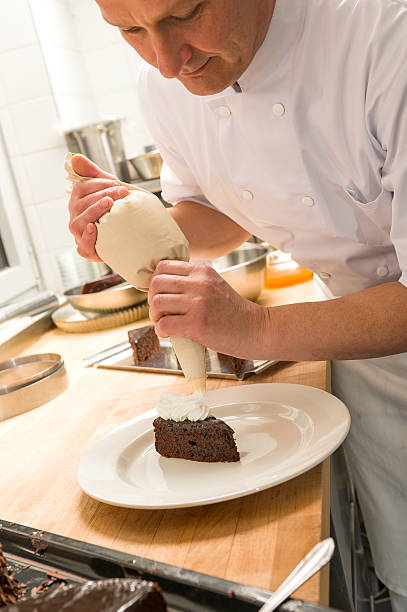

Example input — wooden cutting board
[0,281,331,605]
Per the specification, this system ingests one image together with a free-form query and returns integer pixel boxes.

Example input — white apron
[331,354,407,598]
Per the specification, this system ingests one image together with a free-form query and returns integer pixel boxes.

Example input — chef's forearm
[169,200,251,259]
[261,281,407,361]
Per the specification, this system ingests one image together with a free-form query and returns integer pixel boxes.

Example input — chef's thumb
[71,153,118,181]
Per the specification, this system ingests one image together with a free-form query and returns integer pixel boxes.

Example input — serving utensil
[258,538,335,611]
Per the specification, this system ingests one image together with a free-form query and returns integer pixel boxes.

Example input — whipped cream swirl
[156,390,209,422]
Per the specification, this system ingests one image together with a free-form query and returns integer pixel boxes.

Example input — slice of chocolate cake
[128,326,160,365]
[4,578,167,611]
[153,416,240,463]
[0,543,26,607]
[217,352,248,374]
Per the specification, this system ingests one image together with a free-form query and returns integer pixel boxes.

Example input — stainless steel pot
[211,243,268,301]
[64,119,131,183]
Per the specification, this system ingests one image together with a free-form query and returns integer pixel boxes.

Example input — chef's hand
[148,260,270,358]
[68,154,129,261]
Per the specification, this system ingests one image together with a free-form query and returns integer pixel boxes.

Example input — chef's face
[95,0,275,95]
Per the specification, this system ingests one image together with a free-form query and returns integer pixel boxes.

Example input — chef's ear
[71,154,118,181]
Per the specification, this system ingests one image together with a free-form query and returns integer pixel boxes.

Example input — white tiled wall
[0,1,71,294]
[69,0,153,158]
[0,0,152,294]
[0,0,37,54]
[10,97,62,155]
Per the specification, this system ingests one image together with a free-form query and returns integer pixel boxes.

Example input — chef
[67,0,407,609]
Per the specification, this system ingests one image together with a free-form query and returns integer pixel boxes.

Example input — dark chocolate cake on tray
[128,325,160,365]
[0,543,25,607]
[217,352,248,375]
[1,538,167,611]
[2,577,167,611]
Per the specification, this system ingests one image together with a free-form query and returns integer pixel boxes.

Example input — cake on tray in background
[127,325,250,375]
[128,326,160,365]
[81,273,124,294]
[217,353,247,375]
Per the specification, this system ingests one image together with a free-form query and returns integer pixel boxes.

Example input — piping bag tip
[188,377,207,394]
[170,336,207,394]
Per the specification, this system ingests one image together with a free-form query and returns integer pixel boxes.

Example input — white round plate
[78,383,350,509]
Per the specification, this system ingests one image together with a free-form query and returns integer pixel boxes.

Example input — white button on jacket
[302,196,314,207]
[216,106,231,118]
[242,190,254,201]
[272,103,285,117]
[376,266,389,277]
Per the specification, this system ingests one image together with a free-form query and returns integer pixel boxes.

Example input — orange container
[265,250,313,288]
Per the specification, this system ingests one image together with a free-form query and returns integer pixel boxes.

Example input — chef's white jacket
[138,0,407,597]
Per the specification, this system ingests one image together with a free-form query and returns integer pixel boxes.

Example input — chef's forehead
[96,0,206,27]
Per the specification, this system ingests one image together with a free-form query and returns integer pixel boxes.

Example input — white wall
[68,0,153,158]
[32,0,153,157]
[0,0,71,295]
[0,0,152,295]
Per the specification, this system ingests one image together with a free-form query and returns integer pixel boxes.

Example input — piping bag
[65,154,206,393]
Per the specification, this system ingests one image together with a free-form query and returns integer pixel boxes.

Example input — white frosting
[156,390,209,421]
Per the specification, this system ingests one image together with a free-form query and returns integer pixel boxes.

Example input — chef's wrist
[245,303,274,360]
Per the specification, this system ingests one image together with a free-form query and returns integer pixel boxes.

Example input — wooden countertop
[0,280,330,605]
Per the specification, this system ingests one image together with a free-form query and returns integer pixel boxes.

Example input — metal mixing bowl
[129,151,163,180]
[211,243,268,301]
[64,282,146,313]
[64,243,268,312]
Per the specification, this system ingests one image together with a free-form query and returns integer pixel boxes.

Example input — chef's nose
[150,29,193,78]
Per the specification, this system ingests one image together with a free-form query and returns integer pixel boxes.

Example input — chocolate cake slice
[4,577,167,611]
[153,416,240,462]
[217,352,248,374]
[0,542,26,607]
[128,326,160,365]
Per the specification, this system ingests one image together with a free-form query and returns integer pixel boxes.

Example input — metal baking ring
[0,353,63,394]
[0,353,69,421]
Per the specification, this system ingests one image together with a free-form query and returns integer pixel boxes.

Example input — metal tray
[84,334,278,380]
[0,298,65,362]
[0,520,338,611]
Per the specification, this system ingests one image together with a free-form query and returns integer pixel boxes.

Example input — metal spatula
[258,537,335,612]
